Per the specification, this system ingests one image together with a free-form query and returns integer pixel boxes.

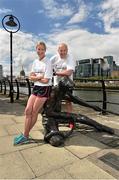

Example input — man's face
[58,45,68,59]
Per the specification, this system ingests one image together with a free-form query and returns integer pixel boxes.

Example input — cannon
[42,77,114,147]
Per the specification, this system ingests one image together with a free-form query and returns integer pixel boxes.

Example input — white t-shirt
[50,53,76,86]
[31,58,53,86]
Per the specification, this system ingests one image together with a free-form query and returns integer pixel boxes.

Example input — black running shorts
[32,86,52,98]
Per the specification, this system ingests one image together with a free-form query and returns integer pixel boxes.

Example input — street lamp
[2,15,20,103]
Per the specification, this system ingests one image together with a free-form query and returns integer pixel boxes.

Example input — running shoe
[14,134,23,142]
[14,134,28,145]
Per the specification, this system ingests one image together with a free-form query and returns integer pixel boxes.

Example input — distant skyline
[0,0,119,76]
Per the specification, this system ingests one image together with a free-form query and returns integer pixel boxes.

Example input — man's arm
[55,69,73,76]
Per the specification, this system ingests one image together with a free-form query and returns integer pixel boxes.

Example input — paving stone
[13,122,42,135]
[11,123,24,133]
[0,95,119,179]
[0,151,35,179]
[108,139,119,147]
[65,133,107,158]
[0,135,38,155]
[5,124,21,135]
[99,152,119,171]
[0,115,15,125]
[64,159,116,179]
[29,130,45,144]
[0,126,8,137]
[21,144,79,177]
[12,115,24,124]
[88,149,119,179]
[86,131,119,146]
[38,168,72,179]
[114,128,119,136]
[88,114,119,130]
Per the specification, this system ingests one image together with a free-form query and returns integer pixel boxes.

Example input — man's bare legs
[66,100,73,113]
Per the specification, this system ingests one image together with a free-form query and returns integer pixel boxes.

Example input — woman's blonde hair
[36,41,46,51]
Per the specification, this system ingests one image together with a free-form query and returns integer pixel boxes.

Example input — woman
[14,41,52,145]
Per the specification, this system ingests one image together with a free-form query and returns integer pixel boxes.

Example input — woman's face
[36,44,46,59]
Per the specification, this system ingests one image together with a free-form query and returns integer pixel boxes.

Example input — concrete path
[0,94,119,179]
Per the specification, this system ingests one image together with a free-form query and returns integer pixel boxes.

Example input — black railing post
[3,80,6,95]
[101,79,107,115]
[0,80,2,93]
[15,79,19,100]
[26,78,31,97]
[7,79,11,97]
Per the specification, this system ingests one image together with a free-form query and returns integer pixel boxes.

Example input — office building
[75,56,114,78]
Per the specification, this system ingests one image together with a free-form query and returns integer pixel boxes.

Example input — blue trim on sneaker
[14,134,23,142]
[14,134,28,145]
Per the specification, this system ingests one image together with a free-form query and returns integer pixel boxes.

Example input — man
[42,77,114,147]
[50,43,76,112]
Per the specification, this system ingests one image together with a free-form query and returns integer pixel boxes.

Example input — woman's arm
[39,78,49,84]
[29,72,44,81]
[29,73,49,84]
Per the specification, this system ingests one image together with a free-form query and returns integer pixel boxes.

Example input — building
[111,61,119,78]
[17,66,27,86]
[75,56,115,78]
[20,66,25,78]
[0,65,3,80]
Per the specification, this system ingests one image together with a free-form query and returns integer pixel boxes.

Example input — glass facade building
[75,56,114,78]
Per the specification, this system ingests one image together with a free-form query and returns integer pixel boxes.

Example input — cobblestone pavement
[0,94,119,179]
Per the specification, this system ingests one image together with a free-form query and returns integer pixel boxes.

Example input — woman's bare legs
[29,96,47,130]
[24,95,36,137]
[24,94,47,137]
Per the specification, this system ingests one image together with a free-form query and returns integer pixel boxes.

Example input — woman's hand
[36,73,44,80]
[29,72,44,81]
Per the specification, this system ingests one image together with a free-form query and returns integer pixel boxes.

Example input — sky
[0,0,119,76]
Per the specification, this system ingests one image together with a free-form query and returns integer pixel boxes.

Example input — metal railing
[0,78,32,100]
[74,78,119,115]
[0,78,119,115]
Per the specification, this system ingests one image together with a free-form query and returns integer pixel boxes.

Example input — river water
[14,87,119,114]
[74,89,119,114]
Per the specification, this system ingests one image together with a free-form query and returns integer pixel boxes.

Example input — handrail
[26,78,31,97]
[15,79,19,100]
[7,79,11,97]
[0,78,119,115]
[3,80,6,95]
[74,78,119,115]
[0,80,2,93]
[100,79,107,115]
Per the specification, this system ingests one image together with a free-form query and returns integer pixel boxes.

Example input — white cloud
[0,29,39,76]
[40,0,73,19]
[54,23,61,28]
[67,2,89,24]
[46,28,119,64]
[1,25,119,77]
[0,8,12,14]
[99,0,119,33]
